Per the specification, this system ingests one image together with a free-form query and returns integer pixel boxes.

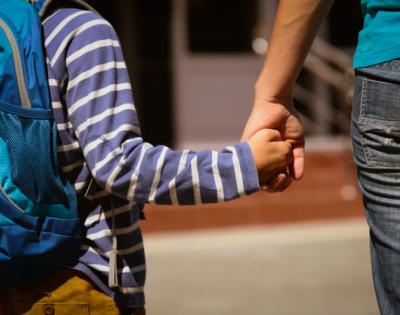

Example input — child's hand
[247,129,292,184]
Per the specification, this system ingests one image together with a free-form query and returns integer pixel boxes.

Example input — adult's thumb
[290,146,305,180]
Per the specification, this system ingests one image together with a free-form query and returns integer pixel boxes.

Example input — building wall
[172,0,272,150]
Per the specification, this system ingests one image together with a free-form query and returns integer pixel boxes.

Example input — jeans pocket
[359,117,400,167]
[357,77,400,167]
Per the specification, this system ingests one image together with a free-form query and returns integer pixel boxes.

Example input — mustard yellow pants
[0,268,145,315]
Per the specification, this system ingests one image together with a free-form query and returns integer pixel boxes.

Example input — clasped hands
[243,99,305,193]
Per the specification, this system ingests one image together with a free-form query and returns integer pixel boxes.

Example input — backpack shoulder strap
[37,0,99,19]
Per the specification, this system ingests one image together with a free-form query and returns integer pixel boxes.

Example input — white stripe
[127,143,151,200]
[52,101,63,109]
[121,264,146,274]
[178,150,190,173]
[91,145,125,177]
[87,263,146,274]
[191,157,201,204]
[83,124,141,156]
[66,39,120,66]
[57,141,80,152]
[51,19,111,67]
[42,8,61,25]
[226,146,245,196]
[57,122,73,131]
[74,181,87,191]
[85,203,133,226]
[119,286,144,294]
[80,244,104,256]
[112,242,144,256]
[81,244,117,262]
[167,179,178,205]
[88,190,110,201]
[68,62,126,90]
[105,156,126,192]
[86,264,109,272]
[168,150,189,205]
[48,79,59,87]
[81,244,146,274]
[91,138,138,177]
[75,103,135,137]
[148,146,168,204]
[45,10,90,46]
[87,221,140,240]
[211,151,224,202]
[68,83,131,116]
[61,160,84,172]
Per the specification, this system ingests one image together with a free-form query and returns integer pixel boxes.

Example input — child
[0,4,292,315]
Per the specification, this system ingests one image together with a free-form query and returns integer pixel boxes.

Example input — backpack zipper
[0,18,32,109]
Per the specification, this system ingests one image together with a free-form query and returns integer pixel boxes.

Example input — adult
[242,1,400,314]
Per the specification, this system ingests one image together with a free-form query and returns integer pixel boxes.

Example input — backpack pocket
[0,190,81,284]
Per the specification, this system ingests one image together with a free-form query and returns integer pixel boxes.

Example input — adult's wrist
[254,80,294,106]
[252,92,297,116]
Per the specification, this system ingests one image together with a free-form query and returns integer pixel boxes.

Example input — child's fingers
[255,141,292,173]
[257,129,282,142]
[270,141,292,166]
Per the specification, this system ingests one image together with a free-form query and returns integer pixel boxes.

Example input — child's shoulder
[43,7,112,34]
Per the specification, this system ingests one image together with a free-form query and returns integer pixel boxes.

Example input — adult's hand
[242,98,305,192]
[241,0,334,192]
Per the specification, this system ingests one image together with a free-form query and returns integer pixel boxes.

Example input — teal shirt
[353,0,400,68]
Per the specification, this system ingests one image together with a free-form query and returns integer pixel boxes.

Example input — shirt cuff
[234,142,260,195]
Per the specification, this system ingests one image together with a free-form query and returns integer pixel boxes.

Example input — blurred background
[87,0,378,314]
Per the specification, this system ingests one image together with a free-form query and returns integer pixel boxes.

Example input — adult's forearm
[255,0,334,103]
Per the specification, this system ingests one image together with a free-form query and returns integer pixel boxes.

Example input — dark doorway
[87,0,174,147]
[187,0,257,53]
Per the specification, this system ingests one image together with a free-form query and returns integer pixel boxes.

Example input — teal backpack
[0,0,94,283]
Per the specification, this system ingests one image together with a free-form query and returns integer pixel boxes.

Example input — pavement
[143,219,380,315]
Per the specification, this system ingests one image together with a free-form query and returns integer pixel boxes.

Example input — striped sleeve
[61,12,259,205]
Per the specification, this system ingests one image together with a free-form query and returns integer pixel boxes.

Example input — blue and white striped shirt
[43,8,259,309]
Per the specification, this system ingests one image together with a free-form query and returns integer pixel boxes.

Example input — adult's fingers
[275,174,293,192]
[241,113,263,141]
[289,145,305,180]
[261,173,289,193]
[241,106,269,141]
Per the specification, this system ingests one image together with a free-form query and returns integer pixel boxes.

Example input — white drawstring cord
[108,196,118,288]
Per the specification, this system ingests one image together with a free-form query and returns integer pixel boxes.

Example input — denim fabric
[352,59,400,315]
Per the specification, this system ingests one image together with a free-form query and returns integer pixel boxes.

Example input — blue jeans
[352,60,400,315]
